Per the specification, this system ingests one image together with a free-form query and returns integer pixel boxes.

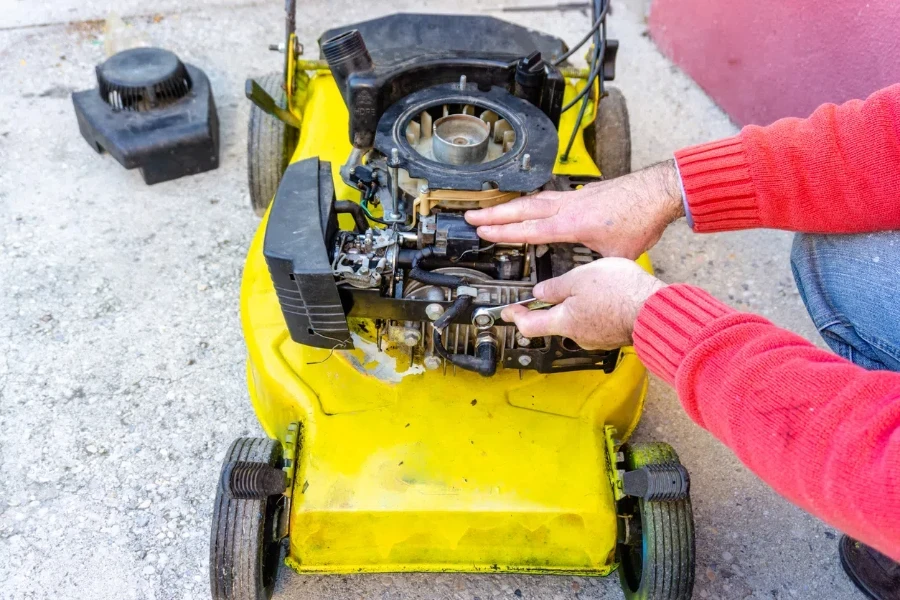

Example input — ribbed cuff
[633,284,736,384]
[674,134,762,233]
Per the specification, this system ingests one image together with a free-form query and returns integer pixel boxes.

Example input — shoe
[839,535,900,600]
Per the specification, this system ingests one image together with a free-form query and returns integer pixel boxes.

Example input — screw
[418,184,430,195]
[402,330,421,347]
[518,355,533,367]
[390,147,399,166]
[521,153,532,171]
[459,74,467,90]
[425,303,445,321]
[515,333,531,347]
[423,355,441,370]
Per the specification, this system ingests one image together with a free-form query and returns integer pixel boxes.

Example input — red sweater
[634,84,900,560]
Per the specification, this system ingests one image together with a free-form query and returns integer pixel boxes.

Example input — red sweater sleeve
[674,84,900,233]
[633,285,900,561]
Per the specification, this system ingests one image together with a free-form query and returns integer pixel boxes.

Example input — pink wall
[649,0,900,126]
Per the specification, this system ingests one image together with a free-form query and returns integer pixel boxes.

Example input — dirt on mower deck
[0,0,862,599]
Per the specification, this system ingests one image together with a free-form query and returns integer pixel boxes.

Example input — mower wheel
[584,86,632,179]
[248,72,299,216]
[210,437,285,600]
[617,442,695,600]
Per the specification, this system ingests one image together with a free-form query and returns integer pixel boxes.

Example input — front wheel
[210,437,285,600]
[617,442,695,600]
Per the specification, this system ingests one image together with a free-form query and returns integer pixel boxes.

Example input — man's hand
[502,258,665,350]
[465,160,684,259]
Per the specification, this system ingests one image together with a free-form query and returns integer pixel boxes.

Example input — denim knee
[791,232,900,372]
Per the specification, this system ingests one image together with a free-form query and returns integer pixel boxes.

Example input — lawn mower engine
[264,25,619,377]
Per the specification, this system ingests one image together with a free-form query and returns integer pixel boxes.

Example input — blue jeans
[791,232,900,372]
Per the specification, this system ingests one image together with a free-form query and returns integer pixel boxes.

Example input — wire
[360,198,391,225]
[560,37,604,113]
[560,0,606,161]
[551,0,610,66]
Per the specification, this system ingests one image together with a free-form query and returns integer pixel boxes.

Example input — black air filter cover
[72,47,219,184]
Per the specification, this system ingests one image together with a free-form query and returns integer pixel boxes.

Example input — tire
[617,442,695,600]
[248,73,299,216]
[210,437,285,600]
[584,86,632,179]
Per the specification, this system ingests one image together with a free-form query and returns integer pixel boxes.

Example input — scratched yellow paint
[240,72,651,575]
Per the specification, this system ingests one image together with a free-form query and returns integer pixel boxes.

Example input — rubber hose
[431,295,499,377]
[407,246,466,288]
[334,201,369,233]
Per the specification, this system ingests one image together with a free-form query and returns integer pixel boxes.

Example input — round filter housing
[432,114,491,165]
[96,47,192,112]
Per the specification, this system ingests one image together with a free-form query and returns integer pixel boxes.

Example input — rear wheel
[617,442,695,600]
[247,73,299,216]
[210,437,285,600]
[584,86,631,179]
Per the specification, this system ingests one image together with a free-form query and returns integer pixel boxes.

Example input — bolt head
[474,314,493,327]
[425,303,445,321]
[423,355,441,370]
[402,331,421,347]
[517,355,533,367]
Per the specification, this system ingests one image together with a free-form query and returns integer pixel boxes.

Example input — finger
[476,217,570,245]
[500,303,529,323]
[532,273,575,304]
[465,193,561,226]
[510,305,570,339]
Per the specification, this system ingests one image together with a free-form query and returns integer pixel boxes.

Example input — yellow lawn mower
[211,3,695,599]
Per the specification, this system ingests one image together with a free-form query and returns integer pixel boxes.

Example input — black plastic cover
[72,61,219,184]
[319,13,566,148]
[263,158,352,349]
[320,13,568,65]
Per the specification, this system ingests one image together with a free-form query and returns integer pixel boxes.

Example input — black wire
[551,0,610,66]
[560,0,606,161]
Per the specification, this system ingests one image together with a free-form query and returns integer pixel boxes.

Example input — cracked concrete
[0,0,863,598]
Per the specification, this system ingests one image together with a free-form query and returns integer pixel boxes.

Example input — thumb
[532,273,575,304]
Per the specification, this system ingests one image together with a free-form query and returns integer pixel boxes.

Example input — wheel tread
[619,442,695,600]
[210,437,281,600]
[247,73,299,216]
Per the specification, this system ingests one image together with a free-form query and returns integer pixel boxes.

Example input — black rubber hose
[408,268,466,288]
[334,201,369,233]
[407,246,467,288]
[431,295,498,377]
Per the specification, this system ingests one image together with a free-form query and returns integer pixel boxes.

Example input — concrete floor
[0,1,863,598]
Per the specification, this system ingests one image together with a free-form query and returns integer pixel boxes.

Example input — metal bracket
[245,78,302,129]
[622,464,690,501]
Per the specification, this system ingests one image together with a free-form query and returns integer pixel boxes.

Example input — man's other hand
[465,160,684,259]
[501,258,665,350]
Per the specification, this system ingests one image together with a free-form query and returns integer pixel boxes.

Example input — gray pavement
[0,1,862,598]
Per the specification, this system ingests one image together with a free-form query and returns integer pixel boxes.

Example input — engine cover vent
[96,47,192,112]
